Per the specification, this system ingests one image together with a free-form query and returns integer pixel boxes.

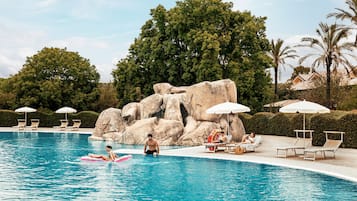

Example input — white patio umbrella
[55,106,77,120]
[15,106,37,126]
[206,101,250,135]
[279,100,330,131]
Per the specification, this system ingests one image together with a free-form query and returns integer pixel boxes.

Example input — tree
[290,65,311,80]
[0,78,16,109]
[9,47,100,111]
[267,39,297,98]
[113,0,272,111]
[94,83,119,112]
[328,0,357,45]
[298,23,356,108]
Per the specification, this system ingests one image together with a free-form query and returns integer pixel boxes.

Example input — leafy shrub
[266,113,294,136]
[247,112,274,135]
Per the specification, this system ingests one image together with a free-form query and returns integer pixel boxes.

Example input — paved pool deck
[2,127,357,183]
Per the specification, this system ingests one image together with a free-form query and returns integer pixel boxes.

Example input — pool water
[1,132,357,201]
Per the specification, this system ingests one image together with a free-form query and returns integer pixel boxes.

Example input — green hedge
[238,111,357,149]
[0,110,98,128]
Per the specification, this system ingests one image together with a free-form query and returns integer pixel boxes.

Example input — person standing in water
[144,133,160,156]
[89,145,118,161]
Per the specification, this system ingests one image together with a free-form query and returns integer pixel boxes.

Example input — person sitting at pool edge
[241,132,256,144]
[89,145,118,161]
[144,133,160,156]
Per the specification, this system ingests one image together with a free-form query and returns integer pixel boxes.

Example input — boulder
[154,119,184,145]
[119,118,184,146]
[230,116,246,142]
[121,118,157,144]
[92,108,125,138]
[186,79,237,121]
[140,94,163,119]
[153,83,174,95]
[154,83,188,95]
[163,94,182,122]
[177,116,220,146]
[122,102,141,124]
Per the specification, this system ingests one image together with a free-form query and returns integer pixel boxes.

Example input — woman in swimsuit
[241,132,256,144]
[89,145,118,161]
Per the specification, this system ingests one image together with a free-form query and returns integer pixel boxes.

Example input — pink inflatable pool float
[81,155,132,163]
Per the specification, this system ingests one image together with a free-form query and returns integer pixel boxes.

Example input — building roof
[290,68,357,91]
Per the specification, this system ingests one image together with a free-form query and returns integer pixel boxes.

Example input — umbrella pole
[65,113,68,121]
[303,113,306,147]
[25,112,27,127]
[303,113,305,131]
[227,114,229,135]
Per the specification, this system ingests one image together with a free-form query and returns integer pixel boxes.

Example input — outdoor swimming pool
[1,131,357,200]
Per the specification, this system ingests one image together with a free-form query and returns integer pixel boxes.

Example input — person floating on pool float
[241,132,256,144]
[89,145,118,161]
[144,133,160,156]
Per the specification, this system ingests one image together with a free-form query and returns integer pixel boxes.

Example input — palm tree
[299,23,357,108]
[327,0,357,46]
[267,39,298,97]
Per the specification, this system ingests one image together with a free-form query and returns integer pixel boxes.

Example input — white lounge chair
[276,130,313,158]
[30,119,40,130]
[239,136,263,152]
[53,119,68,131]
[204,134,232,153]
[14,119,26,130]
[71,119,81,131]
[304,131,344,161]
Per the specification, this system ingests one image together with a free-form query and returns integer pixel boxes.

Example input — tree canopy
[299,23,357,107]
[113,0,272,111]
[8,47,100,111]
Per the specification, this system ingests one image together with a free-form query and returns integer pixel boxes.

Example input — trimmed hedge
[239,111,357,149]
[0,110,98,128]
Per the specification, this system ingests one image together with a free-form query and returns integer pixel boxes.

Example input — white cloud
[48,37,109,49]
[36,0,57,8]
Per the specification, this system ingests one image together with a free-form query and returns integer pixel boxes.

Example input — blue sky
[0,0,347,82]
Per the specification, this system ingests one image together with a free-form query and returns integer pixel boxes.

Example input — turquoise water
[1,132,357,201]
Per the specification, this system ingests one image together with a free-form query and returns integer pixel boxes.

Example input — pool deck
[2,127,357,183]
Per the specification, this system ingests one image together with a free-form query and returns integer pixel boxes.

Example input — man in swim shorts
[89,145,117,161]
[144,133,160,156]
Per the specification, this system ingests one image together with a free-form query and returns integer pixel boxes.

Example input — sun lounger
[276,130,313,158]
[226,136,263,154]
[14,119,26,130]
[205,142,227,152]
[71,119,81,131]
[30,119,40,130]
[304,131,344,161]
[59,120,68,130]
[239,136,262,152]
[53,119,68,130]
[204,134,233,153]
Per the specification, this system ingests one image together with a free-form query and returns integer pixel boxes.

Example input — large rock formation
[90,79,246,146]
[89,108,125,141]
[186,79,237,121]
